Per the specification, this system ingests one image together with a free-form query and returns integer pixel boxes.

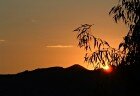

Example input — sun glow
[102,65,112,73]
[103,65,109,70]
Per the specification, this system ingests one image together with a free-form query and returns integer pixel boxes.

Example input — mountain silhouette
[0,64,140,96]
[66,64,86,70]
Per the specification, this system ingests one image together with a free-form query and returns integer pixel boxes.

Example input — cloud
[31,19,36,23]
[46,45,73,48]
[0,40,5,45]
[31,19,38,23]
[0,40,5,42]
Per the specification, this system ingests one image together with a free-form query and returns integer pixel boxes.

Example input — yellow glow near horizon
[102,65,110,70]
[102,65,113,73]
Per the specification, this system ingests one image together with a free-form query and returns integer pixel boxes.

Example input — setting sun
[102,65,112,73]
[103,65,110,70]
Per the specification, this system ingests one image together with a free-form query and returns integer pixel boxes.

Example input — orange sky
[0,0,128,74]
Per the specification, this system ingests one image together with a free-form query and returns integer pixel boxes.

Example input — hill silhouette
[0,64,140,96]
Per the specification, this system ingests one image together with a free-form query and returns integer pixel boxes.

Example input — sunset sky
[0,0,128,74]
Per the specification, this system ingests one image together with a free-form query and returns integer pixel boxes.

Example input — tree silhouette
[109,0,140,66]
[74,24,125,69]
[74,0,140,69]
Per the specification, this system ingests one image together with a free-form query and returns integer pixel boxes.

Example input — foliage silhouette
[74,24,125,69]
[109,0,140,66]
[74,0,140,69]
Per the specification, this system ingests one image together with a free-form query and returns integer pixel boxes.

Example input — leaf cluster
[109,0,140,27]
[74,24,126,69]
[110,0,140,65]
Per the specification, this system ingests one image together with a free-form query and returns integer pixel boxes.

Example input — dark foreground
[0,64,140,96]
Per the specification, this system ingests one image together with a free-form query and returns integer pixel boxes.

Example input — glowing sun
[102,65,112,73]
[103,65,109,70]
